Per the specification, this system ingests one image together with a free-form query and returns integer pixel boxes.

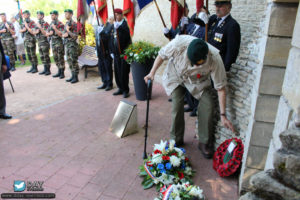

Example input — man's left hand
[2,65,7,73]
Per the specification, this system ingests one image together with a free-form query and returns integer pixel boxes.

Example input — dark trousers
[0,73,6,115]
[98,55,113,87]
[114,56,130,93]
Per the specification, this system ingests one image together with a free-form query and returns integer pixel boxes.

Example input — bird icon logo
[14,181,26,192]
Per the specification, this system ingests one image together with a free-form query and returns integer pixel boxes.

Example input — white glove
[180,16,189,27]
[97,25,104,33]
[163,27,169,34]
[114,22,120,29]
[198,12,209,24]
[110,53,114,59]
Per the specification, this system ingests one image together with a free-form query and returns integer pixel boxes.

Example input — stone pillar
[239,1,298,193]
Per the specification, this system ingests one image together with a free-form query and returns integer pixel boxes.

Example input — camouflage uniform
[0,21,16,68]
[63,18,79,83]
[48,19,65,78]
[35,19,51,75]
[21,18,38,73]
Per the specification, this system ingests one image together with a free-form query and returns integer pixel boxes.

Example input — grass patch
[15,53,55,68]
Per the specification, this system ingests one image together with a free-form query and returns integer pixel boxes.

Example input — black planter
[131,60,154,101]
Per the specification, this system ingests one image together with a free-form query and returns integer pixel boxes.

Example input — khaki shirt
[159,35,227,100]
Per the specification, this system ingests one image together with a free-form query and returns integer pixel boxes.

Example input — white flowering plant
[139,140,195,191]
[122,41,160,65]
[154,182,205,200]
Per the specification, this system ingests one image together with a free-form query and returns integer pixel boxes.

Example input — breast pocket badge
[214,33,223,43]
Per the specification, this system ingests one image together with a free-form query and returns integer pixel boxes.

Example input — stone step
[250,171,300,200]
[239,192,265,200]
[273,150,300,191]
[280,128,300,152]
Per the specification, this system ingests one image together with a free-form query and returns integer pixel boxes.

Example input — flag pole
[111,0,121,54]
[205,0,208,41]
[153,0,167,28]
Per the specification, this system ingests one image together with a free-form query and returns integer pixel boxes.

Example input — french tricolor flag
[123,0,153,36]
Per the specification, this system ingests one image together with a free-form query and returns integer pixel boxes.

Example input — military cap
[114,8,123,14]
[214,0,231,5]
[0,13,6,16]
[50,10,59,15]
[64,9,73,14]
[36,11,44,15]
[187,39,208,66]
[23,10,30,15]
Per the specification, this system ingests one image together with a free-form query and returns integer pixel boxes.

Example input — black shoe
[168,98,172,102]
[52,69,61,78]
[189,110,197,117]
[31,65,38,73]
[184,106,193,112]
[97,84,107,89]
[11,66,16,71]
[27,65,34,73]
[0,114,12,119]
[66,72,74,82]
[70,73,78,84]
[113,89,123,96]
[59,69,65,79]
[198,143,213,159]
[39,65,46,75]
[105,85,113,91]
[44,65,51,76]
[123,92,129,98]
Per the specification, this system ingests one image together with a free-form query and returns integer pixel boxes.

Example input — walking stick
[205,0,208,41]
[143,79,152,159]
[111,0,121,54]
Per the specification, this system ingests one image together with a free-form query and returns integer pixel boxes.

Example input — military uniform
[159,35,226,147]
[21,16,38,73]
[0,21,16,70]
[111,16,131,98]
[34,16,51,75]
[208,14,241,71]
[48,18,65,78]
[63,15,79,83]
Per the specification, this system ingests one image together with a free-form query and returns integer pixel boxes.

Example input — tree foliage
[21,0,77,18]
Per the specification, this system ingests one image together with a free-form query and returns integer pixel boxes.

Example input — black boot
[70,73,78,84]
[11,64,16,71]
[31,64,38,73]
[39,65,47,75]
[44,65,51,76]
[59,68,65,79]
[27,65,34,73]
[52,69,61,78]
[66,72,74,82]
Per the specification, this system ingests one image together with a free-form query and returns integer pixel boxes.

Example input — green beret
[50,10,58,15]
[36,11,44,15]
[0,13,6,16]
[187,39,208,66]
[64,9,73,14]
[23,10,30,15]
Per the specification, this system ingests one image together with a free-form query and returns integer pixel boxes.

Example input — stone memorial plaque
[109,100,138,138]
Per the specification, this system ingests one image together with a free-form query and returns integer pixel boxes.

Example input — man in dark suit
[0,40,12,119]
[96,17,114,91]
[208,0,241,72]
[111,8,132,98]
